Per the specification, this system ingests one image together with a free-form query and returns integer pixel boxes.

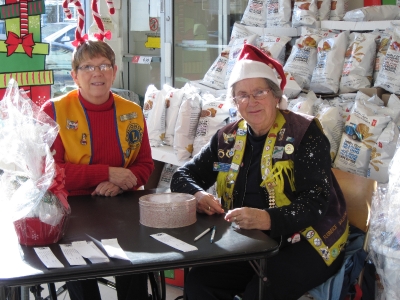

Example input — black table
[0,189,278,299]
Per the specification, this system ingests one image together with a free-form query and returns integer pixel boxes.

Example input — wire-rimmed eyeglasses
[78,64,114,72]
[232,89,271,104]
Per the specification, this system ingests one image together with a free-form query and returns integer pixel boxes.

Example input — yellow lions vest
[52,90,144,167]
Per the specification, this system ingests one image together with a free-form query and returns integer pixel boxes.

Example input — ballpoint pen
[194,226,213,242]
[210,226,216,243]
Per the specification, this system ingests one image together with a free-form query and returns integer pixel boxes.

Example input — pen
[194,227,213,242]
[210,226,216,243]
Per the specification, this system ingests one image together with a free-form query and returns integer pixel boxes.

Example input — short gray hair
[229,78,283,106]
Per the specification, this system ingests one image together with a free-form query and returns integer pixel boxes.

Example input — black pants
[185,239,344,300]
[66,274,148,300]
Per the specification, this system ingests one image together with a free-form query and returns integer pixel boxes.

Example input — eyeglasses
[78,64,113,72]
[233,89,271,104]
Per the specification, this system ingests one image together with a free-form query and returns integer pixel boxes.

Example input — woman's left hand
[109,167,137,190]
[225,207,271,230]
[91,181,122,197]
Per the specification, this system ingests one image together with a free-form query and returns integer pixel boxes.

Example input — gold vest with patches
[52,90,144,167]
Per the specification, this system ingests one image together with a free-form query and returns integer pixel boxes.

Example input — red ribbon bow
[94,30,112,42]
[5,32,35,57]
[71,33,89,47]
[48,165,69,210]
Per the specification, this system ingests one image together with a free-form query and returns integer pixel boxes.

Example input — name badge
[213,162,231,172]
[120,112,137,122]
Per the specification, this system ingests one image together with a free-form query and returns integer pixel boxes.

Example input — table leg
[183,267,190,300]
[47,283,57,300]
[20,286,30,300]
[249,259,268,300]
[0,286,5,300]
[0,287,20,300]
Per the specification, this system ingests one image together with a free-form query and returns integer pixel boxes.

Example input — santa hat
[228,44,286,91]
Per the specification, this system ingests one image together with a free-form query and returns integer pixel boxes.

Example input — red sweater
[41,91,154,196]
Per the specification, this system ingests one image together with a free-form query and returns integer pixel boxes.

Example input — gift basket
[369,137,400,299]
[0,79,70,246]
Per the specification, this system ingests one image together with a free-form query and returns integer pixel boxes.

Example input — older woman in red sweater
[41,40,154,300]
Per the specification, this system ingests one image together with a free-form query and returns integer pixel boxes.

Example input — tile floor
[28,277,184,300]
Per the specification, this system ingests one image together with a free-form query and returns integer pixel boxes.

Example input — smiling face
[71,55,117,105]
[234,78,279,137]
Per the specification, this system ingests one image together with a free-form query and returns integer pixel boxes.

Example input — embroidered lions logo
[126,123,143,150]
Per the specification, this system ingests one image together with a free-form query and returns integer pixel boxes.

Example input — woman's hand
[109,167,137,190]
[91,181,122,197]
[194,191,225,215]
[225,207,271,230]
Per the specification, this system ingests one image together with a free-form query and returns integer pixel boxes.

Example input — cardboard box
[382,94,390,106]
[164,269,184,288]
[358,87,385,99]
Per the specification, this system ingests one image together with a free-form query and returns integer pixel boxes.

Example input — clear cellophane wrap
[0,79,70,246]
[369,138,400,300]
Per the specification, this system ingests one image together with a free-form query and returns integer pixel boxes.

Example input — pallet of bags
[339,31,380,93]
[374,26,400,95]
[310,30,350,94]
[287,91,344,161]
[173,83,202,162]
[343,5,400,22]
[284,27,338,91]
[240,0,296,28]
[332,92,398,182]
[202,21,298,98]
[192,93,230,157]
[157,164,179,192]
[143,84,166,147]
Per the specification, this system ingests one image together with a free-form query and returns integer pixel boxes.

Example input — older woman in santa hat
[171,44,348,299]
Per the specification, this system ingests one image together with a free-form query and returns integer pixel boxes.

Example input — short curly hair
[71,40,116,72]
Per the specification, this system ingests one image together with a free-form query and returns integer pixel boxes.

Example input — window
[42,0,86,96]
[0,20,5,39]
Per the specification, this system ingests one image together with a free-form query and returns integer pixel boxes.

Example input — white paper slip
[60,244,87,266]
[101,238,130,261]
[72,241,110,264]
[34,247,64,268]
[88,241,110,264]
[150,233,198,252]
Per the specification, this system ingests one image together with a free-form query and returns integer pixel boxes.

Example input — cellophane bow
[0,79,70,245]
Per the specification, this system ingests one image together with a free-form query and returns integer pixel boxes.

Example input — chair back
[332,168,377,233]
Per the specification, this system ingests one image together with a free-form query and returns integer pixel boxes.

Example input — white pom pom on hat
[227,44,287,91]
